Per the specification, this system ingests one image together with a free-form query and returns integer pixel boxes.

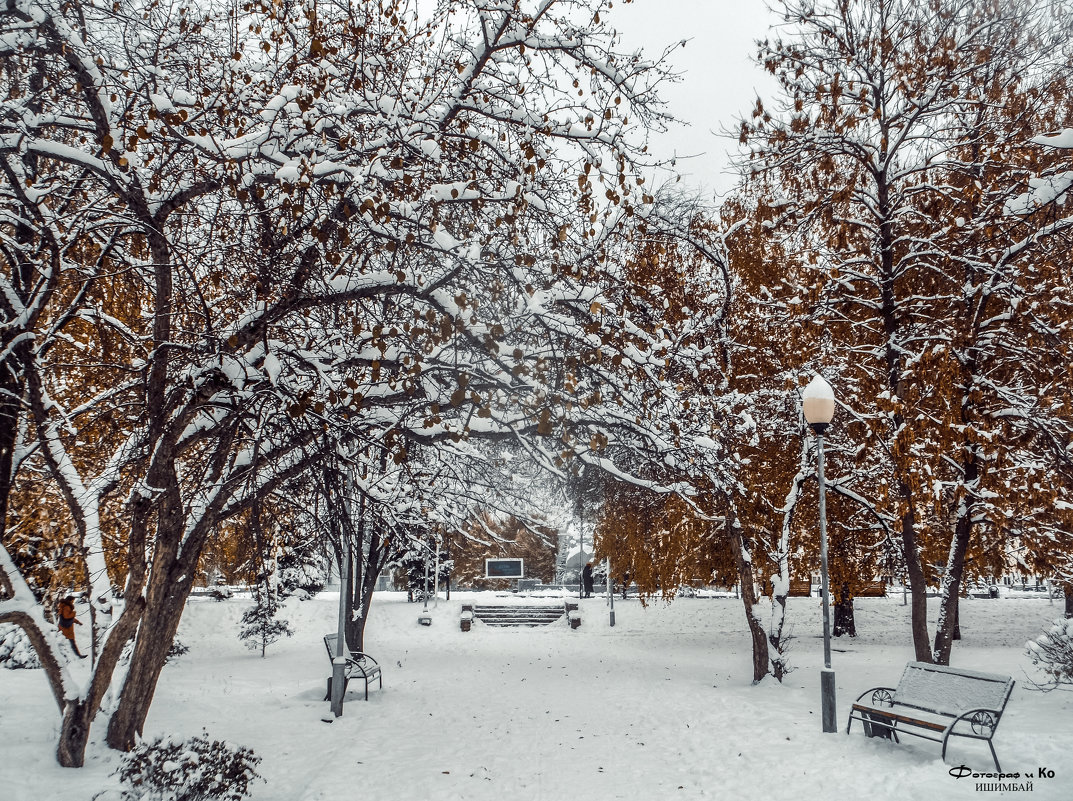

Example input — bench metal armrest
[941,706,1006,771]
[343,651,380,674]
[852,686,897,706]
[346,651,379,666]
[946,706,1004,738]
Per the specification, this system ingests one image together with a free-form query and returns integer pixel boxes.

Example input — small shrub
[119,637,189,667]
[1026,617,1073,690]
[238,586,293,657]
[207,585,233,601]
[116,732,262,801]
[0,623,42,669]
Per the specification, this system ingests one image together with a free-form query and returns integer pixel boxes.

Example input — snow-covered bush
[0,623,42,669]
[119,638,189,667]
[206,585,233,601]
[1025,617,1073,690]
[116,732,262,801]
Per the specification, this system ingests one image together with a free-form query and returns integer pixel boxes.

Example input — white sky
[610,0,778,196]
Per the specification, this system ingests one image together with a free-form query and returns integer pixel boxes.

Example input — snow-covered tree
[1,0,744,765]
[238,580,293,658]
[450,511,557,589]
[1005,128,1073,612]
[738,0,1073,666]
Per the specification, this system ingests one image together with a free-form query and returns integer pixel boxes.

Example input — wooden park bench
[788,580,812,597]
[323,634,383,701]
[847,661,1015,770]
[856,581,887,597]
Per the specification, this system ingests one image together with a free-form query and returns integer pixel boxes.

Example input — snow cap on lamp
[802,373,835,432]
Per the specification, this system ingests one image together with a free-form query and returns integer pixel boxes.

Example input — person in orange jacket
[57,596,87,658]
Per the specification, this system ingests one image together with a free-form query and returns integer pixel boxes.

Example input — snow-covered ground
[2,591,1071,800]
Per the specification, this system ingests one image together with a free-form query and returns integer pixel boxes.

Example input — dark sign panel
[485,558,524,579]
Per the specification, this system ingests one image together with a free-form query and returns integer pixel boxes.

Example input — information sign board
[485,558,524,579]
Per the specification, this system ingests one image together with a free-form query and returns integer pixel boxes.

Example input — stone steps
[463,604,566,627]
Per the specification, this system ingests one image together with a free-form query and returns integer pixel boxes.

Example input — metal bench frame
[846,661,1014,771]
[323,634,382,701]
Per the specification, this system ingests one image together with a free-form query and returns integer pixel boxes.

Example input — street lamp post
[802,373,837,733]
[330,534,350,718]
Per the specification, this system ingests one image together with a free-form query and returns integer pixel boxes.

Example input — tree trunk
[106,506,197,753]
[876,170,933,663]
[344,493,369,652]
[57,700,94,768]
[933,453,977,665]
[105,583,189,751]
[898,492,932,662]
[832,583,856,637]
[0,383,19,545]
[726,513,769,683]
[767,590,790,681]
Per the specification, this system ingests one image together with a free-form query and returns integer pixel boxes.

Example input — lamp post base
[821,668,837,732]
[330,659,347,718]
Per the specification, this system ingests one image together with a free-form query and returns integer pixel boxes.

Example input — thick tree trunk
[933,453,978,665]
[1065,592,1072,619]
[832,583,856,637]
[934,588,964,665]
[898,493,932,662]
[106,578,190,751]
[876,173,933,663]
[343,493,370,652]
[57,700,94,768]
[106,498,197,752]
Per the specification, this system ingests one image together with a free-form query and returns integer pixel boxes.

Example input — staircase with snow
[460,601,580,630]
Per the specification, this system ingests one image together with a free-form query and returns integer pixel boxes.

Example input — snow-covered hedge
[116,732,262,801]
[0,623,42,669]
[1025,617,1073,690]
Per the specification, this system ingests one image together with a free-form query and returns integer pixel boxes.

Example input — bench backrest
[895,662,1013,716]
[324,633,343,661]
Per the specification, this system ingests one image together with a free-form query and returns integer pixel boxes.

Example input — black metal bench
[847,661,1014,770]
[323,634,382,701]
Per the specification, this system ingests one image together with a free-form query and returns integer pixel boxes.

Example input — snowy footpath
[2,591,1071,800]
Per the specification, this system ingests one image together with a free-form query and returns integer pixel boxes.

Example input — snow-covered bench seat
[846,661,1014,770]
[323,634,382,701]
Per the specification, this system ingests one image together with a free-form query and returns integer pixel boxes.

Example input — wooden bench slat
[850,704,946,732]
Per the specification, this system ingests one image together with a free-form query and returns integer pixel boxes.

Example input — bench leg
[365,673,383,700]
[861,712,894,740]
[941,732,996,770]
